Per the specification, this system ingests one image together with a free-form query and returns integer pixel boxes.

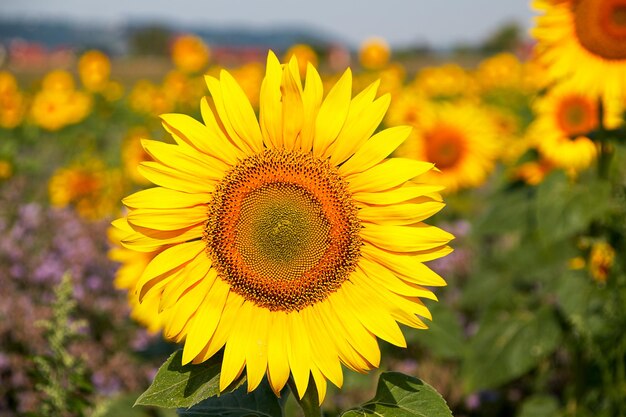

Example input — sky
[0,0,536,48]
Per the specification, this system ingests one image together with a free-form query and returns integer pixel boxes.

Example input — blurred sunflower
[171,34,210,74]
[395,102,500,192]
[532,0,626,97]
[589,241,615,283]
[530,84,622,171]
[78,50,111,92]
[116,52,453,402]
[359,37,391,70]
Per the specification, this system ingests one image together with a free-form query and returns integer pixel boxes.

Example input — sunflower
[530,83,622,171]
[115,52,453,402]
[532,0,626,98]
[395,102,500,193]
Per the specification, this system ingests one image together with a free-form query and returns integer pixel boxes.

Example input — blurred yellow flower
[414,64,477,101]
[122,127,153,185]
[78,50,111,92]
[0,89,26,129]
[475,53,523,91]
[568,256,586,270]
[0,71,19,95]
[530,84,621,171]
[0,160,13,179]
[30,89,92,131]
[359,37,390,70]
[396,102,500,192]
[284,44,318,77]
[532,0,626,98]
[589,241,615,283]
[171,34,210,73]
[513,159,554,185]
[129,80,173,116]
[41,70,75,92]
[49,159,123,220]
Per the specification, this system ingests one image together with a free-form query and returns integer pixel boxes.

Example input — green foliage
[32,272,94,417]
[135,350,246,409]
[461,308,562,392]
[341,372,453,417]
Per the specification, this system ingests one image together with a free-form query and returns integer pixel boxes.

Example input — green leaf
[535,172,612,243]
[517,395,560,417]
[341,372,453,417]
[134,350,245,409]
[475,187,535,234]
[178,378,285,417]
[461,308,563,392]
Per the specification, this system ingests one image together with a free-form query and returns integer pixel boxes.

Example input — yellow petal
[313,69,352,157]
[322,296,379,371]
[361,243,451,287]
[357,256,436,300]
[339,126,413,176]
[301,307,343,388]
[353,266,430,327]
[329,89,391,165]
[219,300,251,391]
[361,223,453,253]
[245,306,270,392]
[352,183,445,205]
[182,272,230,364]
[348,158,434,193]
[193,291,245,364]
[127,205,207,231]
[121,224,203,253]
[286,312,311,399]
[219,70,264,153]
[141,139,228,179]
[281,64,304,150]
[310,366,328,406]
[161,112,240,166]
[164,274,212,341]
[337,282,406,347]
[259,51,284,149]
[123,187,210,210]
[358,199,445,226]
[299,62,323,153]
[138,161,216,194]
[136,240,205,300]
[159,253,211,312]
[267,312,291,396]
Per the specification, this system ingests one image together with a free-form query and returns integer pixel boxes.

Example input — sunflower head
[533,0,626,96]
[115,51,453,403]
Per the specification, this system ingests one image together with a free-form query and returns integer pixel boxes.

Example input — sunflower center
[555,95,598,137]
[574,0,626,59]
[204,149,361,312]
[424,125,465,170]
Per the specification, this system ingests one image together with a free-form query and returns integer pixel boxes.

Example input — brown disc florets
[204,149,361,311]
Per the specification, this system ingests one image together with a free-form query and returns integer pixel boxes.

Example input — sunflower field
[1,1,626,416]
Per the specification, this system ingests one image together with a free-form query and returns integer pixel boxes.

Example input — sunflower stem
[596,98,613,180]
[288,376,322,417]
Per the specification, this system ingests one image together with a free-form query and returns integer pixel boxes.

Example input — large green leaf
[461,308,563,392]
[134,350,245,409]
[341,372,452,417]
[177,378,285,417]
